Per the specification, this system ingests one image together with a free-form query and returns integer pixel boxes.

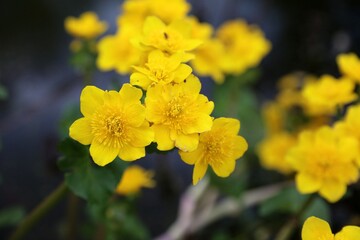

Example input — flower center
[166,98,183,118]
[203,134,226,166]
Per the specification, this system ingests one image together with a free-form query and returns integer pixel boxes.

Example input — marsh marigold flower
[145,75,214,151]
[216,19,271,75]
[286,126,359,202]
[179,118,248,185]
[302,75,357,116]
[69,85,154,166]
[115,165,155,195]
[130,50,192,90]
[135,16,202,62]
[257,132,296,174]
[302,216,360,240]
[65,12,107,39]
[97,30,143,74]
[337,52,360,83]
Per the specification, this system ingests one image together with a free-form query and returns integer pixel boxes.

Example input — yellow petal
[175,133,199,152]
[296,173,321,194]
[173,64,193,83]
[183,114,213,134]
[128,125,154,147]
[124,104,146,127]
[233,136,249,159]
[118,144,145,161]
[90,141,119,166]
[119,83,143,104]
[335,226,360,240]
[319,181,346,203]
[212,118,240,134]
[69,117,93,145]
[80,86,104,117]
[211,159,236,177]
[143,16,165,36]
[301,216,334,240]
[130,72,152,90]
[193,159,208,185]
[178,145,205,165]
[153,125,174,151]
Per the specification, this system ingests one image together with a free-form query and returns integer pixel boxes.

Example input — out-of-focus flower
[179,118,248,185]
[65,12,107,39]
[286,126,359,202]
[216,19,271,76]
[302,216,360,240]
[337,52,360,83]
[134,16,202,62]
[302,75,357,116]
[115,165,155,195]
[145,75,214,151]
[257,132,296,174]
[148,0,190,24]
[97,30,143,74]
[261,102,285,135]
[130,50,192,90]
[69,85,154,166]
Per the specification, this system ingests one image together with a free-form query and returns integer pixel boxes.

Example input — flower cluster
[257,54,360,203]
[65,0,269,185]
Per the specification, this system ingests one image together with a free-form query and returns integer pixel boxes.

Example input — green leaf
[0,206,25,227]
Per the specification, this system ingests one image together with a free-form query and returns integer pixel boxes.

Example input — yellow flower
[115,165,155,195]
[145,75,214,151]
[130,50,192,90]
[261,102,285,135]
[135,16,203,62]
[216,19,271,75]
[302,216,360,240]
[337,52,360,83]
[179,118,248,185]
[191,39,226,84]
[302,75,357,116]
[69,85,154,166]
[97,31,142,74]
[257,132,296,174]
[286,126,359,202]
[64,12,107,39]
[148,0,190,24]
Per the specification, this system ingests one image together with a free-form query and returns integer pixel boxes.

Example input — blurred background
[0,0,360,239]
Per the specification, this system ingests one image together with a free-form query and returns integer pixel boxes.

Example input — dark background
[1,0,360,239]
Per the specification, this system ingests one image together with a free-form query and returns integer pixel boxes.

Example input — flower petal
[193,159,208,185]
[118,144,145,161]
[119,83,143,104]
[211,159,236,177]
[69,117,93,145]
[128,125,154,147]
[130,72,152,90]
[302,216,334,240]
[80,86,104,117]
[124,103,147,127]
[175,133,199,152]
[153,125,174,151]
[178,144,205,165]
[296,173,321,194]
[90,142,119,166]
[173,64,193,83]
[319,181,346,203]
[335,226,360,240]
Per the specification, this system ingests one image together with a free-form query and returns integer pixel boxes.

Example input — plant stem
[9,181,68,240]
[66,192,80,240]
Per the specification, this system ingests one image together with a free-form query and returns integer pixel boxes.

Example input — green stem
[9,182,68,240]
[275,194,316,240]
[65,192,79,240]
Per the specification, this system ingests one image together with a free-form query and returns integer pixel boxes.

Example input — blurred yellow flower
[261,102,285,135]
[337,52,360,83]
[179,118,248,185]
[216,19,271,75]
[148,0,190,24]
[257,132,296,174]
[115,165,155,195]
[65,11,107,39]
[302,75,357,116]
[130,50,192,90]
[97,31,142,74]
[145,75,214,151]
[135,16,202,62]
[302,216,360,240]
[286,126,359,202]
[69,85,154,166]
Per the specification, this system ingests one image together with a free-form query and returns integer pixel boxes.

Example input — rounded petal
[124,103,146,127]
[335,226,360,240]
[296,173,322,194]
[232,136,248,159]
[178,145,205,165]
[130,72,152,90]
[193,159,208,185]
[183,114,213,134]
[143,16,165,36]
[212,117,240,134]
[118,144,145,161]
[319,181,347,203]
[90,142,119,166]
[80,86,104,117]
[69,117,93,145]
[119,83,143,104]
[175,133,199,152]
[211,159,236,177]
[302,216,334,240]
[153,125,174,151]
[128,125,154,147]
[173,64,193,83]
